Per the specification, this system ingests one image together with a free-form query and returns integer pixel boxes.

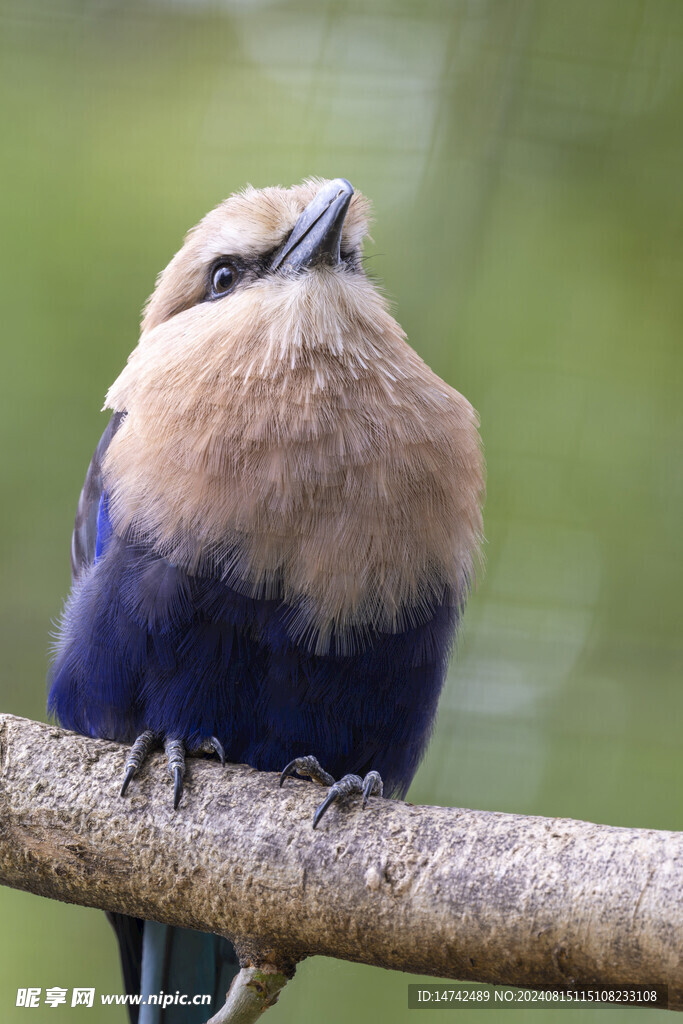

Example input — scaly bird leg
[280,756,384,829]
[120,730,158,797]
[164,737,186,810]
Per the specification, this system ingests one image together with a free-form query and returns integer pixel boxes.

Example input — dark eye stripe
[203,246,363,306]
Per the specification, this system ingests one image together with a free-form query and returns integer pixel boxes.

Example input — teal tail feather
[109,914,238,1023]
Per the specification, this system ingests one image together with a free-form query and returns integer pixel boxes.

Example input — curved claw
[173,766,183,809]
[279,758,301,788]
[362,770,383,809]
[120,729,157,799]
[312,774,362,828]
[164,737,186,810]
[313,789,339,830]
[312,772,382,828]
[120,765,136,798]
[279,755,336,788]
[210,736,226,765]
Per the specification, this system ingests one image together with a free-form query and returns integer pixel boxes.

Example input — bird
[47,177,484,1022]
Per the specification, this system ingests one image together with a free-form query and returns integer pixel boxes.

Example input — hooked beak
[271,178,354,273]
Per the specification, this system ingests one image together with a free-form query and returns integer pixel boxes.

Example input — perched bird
[48,178,484,1021]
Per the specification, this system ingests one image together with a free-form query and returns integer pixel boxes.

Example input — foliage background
[0,0,681,1021]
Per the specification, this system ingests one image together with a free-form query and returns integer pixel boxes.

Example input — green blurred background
[0,0,681,1020]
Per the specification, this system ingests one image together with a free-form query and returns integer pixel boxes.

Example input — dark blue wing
[70,411,124,580]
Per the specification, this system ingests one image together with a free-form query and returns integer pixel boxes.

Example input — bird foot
[120,730,158,799]
[120,731,225,808]
[280,755,383,829]
[279,754,335,788]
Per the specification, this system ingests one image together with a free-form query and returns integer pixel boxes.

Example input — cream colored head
[104,178,484,653]
[142,177,371,334]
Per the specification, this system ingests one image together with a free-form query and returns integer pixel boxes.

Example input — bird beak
[271,178,354,273]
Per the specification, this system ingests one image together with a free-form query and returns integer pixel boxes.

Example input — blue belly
[49,504,458,798]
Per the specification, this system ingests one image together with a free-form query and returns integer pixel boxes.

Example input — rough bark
[0,714,681,1008]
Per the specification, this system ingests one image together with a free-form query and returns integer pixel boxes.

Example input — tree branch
[1,713,681,1013]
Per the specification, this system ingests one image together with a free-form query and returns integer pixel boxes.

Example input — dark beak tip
[271,177,356,273]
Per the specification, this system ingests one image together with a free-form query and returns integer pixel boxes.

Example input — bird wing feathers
[70,411,124,580]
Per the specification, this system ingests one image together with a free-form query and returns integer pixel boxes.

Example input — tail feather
[107,913,145,1024]
[109,914,238,1023]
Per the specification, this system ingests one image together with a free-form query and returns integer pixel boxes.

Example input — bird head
[140,177,371,346]
[104,178,484,650]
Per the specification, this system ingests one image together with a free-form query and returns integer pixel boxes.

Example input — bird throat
[102,273,484,652]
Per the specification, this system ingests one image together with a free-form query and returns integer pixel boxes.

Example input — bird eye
[210,260,239,298]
